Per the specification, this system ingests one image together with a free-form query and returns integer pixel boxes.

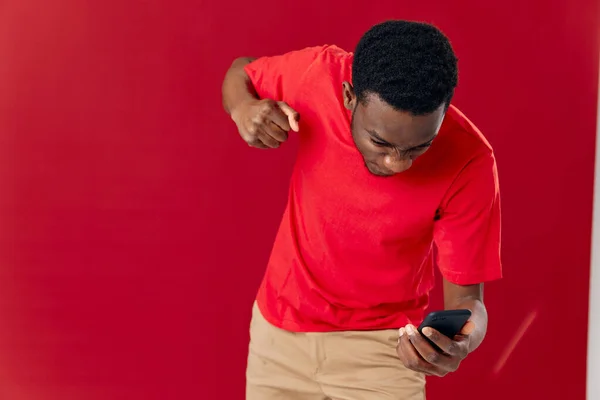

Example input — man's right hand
[231,99,300,149]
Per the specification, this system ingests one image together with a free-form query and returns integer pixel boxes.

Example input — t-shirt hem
[255,297,418,333]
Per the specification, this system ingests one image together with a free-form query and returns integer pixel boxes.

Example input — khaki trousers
[246,303,426,400]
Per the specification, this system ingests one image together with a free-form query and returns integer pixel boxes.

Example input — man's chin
[366,162,394,177]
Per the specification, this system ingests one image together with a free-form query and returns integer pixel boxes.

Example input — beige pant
[246,303,426,400]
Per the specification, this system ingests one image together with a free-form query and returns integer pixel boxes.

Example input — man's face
[343,82,446,177]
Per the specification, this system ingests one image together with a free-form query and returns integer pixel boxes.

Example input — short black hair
[352,20,458,115]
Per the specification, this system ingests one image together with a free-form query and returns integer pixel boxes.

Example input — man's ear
[342,81,356,111]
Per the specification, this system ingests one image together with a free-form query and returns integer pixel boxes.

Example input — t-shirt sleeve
[243,46,324,103]
[433,151,502,285]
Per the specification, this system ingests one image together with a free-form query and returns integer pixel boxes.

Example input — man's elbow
[231,56,256,69]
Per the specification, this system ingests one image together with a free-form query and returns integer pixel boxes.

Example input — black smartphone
[417,309,472,353]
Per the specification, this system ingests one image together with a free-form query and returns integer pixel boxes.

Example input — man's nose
[384,154,413,174]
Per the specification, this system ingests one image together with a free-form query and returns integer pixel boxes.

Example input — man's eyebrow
[367,130,391,144]
[409,136,437,150]
[368,129,437,150]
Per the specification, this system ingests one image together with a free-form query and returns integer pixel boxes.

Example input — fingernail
[422,327,433,337]
[399,328,405,337]
[406,325,415,335]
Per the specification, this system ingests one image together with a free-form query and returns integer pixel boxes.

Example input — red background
[0,1,598,399]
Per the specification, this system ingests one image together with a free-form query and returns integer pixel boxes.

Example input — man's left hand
[396,321,475,377]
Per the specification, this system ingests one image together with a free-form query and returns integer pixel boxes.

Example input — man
[222,20,501,399]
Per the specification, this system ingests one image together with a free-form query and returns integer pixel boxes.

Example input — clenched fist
[231,99,299,149]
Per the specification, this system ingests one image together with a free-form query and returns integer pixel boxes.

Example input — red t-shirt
[244,45,502,332]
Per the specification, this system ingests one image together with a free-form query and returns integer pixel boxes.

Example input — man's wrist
[230,98,258,124]
[456,298,487,353]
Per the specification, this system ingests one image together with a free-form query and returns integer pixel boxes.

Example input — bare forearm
[221,57,258,116]
[446,297,487,353]
[443,280,487,353]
